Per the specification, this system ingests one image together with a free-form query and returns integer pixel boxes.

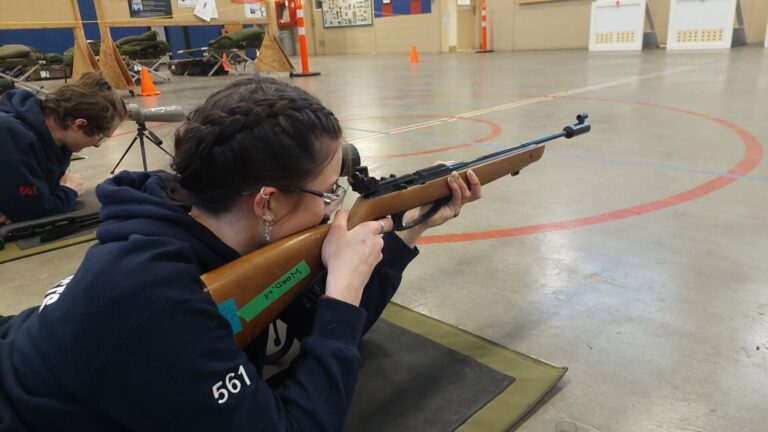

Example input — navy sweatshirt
[0,89,77,222]
[0,171,419,432]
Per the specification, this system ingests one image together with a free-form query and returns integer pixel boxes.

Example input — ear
[251,186,279,218]
[72,118,88,130]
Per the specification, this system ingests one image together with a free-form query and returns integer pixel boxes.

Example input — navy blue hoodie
[0,89,77,222]
[0,171,418,431]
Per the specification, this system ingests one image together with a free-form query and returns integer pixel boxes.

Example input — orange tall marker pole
[475,0,494,53]
[290,0,321,77]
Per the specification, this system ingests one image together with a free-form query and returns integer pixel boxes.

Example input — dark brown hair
[42,71,128,136]
[169,76,343,213]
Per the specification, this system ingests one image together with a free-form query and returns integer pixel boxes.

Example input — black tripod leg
[111,135,139,174]
[157,145,173,158]
[138,133,148,172]
[146,134,173,158]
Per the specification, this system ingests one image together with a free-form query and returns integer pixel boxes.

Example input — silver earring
[261,190,273,243]
[263,216,273,243]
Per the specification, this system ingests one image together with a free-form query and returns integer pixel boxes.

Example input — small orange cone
[222,53,232,72]
[137,68,160,97]
[409,45,419,63]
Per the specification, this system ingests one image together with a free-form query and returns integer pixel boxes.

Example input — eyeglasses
[293,181,347,213]
[242,181,348,212]
[95,132,110,144]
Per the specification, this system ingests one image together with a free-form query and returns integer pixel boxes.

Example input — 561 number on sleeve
[212,364,252,404]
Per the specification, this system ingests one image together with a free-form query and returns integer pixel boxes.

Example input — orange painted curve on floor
[418,98,764,245]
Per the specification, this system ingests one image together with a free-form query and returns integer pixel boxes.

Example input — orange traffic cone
[137,68,160,96]
[221,53,232,72]
[409,45,419,63]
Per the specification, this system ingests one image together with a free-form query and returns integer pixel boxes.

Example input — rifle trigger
[271,321,282,347]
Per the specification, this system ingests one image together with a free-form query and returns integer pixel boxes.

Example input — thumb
[331,209,349,232]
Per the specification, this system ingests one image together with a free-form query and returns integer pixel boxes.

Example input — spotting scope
[126,104,186,124]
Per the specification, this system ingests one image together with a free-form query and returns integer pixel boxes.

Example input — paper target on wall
[667,0,744,50]
[589,0,650,51]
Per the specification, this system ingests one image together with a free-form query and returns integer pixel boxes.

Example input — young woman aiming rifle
[0,76,480,431]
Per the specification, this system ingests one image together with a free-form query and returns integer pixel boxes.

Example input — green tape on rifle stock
[237,260,311,322]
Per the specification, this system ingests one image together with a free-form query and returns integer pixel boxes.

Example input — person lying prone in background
[0,72,127,225]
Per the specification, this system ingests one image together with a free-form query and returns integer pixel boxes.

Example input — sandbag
[63,40,99,66]
[30,49,46,62]
[44,54,63,65]
[119,40,170,60]
[0,45,32,60]
[0,57,37,67]
[115,30,158,48]
[208,27,265,50]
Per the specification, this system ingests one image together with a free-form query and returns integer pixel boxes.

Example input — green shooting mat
[0,192,100,264]
[343,303,567,431]
[0,232,96,264]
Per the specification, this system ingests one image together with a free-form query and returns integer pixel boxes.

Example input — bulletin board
[589,0,647,51]
[666,0,740,50]
[0,0,99,80]
[95,0,275,28]
[322,0,373,28]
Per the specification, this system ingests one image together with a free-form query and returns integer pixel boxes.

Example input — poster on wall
[374,0,431,17]
[128,0,173,18]
[194,0,218,21]
[322,0,373,28]
[244,2,267,18]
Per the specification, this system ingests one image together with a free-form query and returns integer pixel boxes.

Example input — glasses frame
[242,182,348,212]
[92,128,114,145]
[292,181,347,212]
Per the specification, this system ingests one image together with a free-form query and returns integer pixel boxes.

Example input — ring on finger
[377,219,387,235]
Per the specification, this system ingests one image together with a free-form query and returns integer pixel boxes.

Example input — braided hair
[169,76,342,213]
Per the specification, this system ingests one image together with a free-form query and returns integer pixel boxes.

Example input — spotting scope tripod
[111,105,185,173]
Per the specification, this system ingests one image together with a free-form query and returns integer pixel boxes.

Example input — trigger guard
[392,197,452,231]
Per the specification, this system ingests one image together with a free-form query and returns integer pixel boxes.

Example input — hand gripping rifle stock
[201,114,591,348]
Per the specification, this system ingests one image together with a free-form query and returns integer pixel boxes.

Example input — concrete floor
[2,47,768,431]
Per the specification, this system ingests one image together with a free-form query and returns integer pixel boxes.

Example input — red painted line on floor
[344,115,503,159]
[418,98,764,245]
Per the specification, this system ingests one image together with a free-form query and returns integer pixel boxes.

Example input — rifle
[202,114,592,348]
[0,212,101,250]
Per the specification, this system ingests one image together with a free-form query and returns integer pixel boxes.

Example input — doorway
[457,0,477,51]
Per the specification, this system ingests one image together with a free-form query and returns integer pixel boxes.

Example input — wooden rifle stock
[201,114,590,348]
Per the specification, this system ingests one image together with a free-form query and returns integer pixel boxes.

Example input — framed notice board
[322,0,373,28]
[128,0,172,19]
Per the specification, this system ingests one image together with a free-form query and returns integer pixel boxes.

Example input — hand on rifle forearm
[322,209,394,306]
[396,168,482,248]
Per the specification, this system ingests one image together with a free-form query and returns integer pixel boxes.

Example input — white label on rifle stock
[236,260,311,322]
